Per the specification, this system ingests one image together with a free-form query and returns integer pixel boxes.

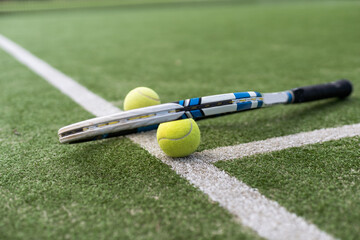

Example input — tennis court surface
[1,0,359,239]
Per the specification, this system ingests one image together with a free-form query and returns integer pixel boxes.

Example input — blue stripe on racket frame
[236,101,252,111]
[190,110,203,118]
[234,92,251,99]
[189,98,200,106]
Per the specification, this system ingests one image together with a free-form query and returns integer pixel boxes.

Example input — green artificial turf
[215,137,360,240]
[0,51,262,239]
[0,0,355,13]
[0,1,359,152]
[0,0,213,13]
[1,1,360,239]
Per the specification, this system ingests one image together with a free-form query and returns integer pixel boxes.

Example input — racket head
[58,103,184,143]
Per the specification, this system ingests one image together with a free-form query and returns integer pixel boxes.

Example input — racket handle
[291,79,352,103]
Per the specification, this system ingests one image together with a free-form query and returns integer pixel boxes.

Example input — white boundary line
[128,131,337,240]
[1,34,340,240]
[196,123,360,163]
[0,35,119,117]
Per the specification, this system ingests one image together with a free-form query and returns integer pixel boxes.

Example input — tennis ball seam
[157,119,193,142]
[136,89,160,102]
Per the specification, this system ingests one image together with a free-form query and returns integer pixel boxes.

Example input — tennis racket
[59,79,352,144]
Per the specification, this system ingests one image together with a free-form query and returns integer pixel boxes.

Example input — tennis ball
[157,119,200,158]
[123,87,160,111]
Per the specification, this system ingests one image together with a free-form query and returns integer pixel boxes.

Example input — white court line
[196,123,360,163]
[128,131,335,240]
[0,35,119,117]
[1,34,337,240]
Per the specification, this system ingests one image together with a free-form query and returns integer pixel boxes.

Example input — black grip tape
[291,79,352,103]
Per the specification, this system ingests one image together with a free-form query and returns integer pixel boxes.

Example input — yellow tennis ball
[123,87,160,111]
[157,119,200,158]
